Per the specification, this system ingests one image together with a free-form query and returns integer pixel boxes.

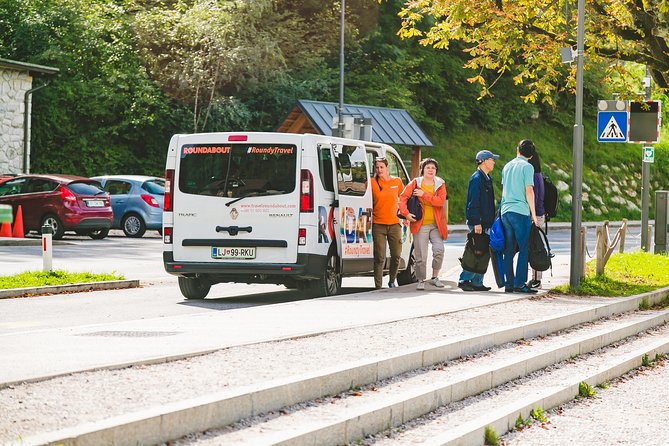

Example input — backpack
[489,214,504,252]
[528,224,554,272]
[542,174,558,221]
[459,231,491,274]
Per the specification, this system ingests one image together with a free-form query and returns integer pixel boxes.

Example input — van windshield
[178,143,297,198]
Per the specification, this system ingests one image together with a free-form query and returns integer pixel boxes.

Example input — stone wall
[0,69,32,174]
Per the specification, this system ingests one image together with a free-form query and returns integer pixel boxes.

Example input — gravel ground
[2,294,593,442]
[502,357,669,445]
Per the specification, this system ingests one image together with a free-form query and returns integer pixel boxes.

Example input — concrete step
[20,291,668,446]
[164,309,669,445]
[372,323,669,445]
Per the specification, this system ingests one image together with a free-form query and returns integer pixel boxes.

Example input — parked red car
[0,174,113,239]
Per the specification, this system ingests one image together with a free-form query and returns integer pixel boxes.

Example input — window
[67,182,106,196]
[104,180,132,195]
[336,144,368,197]
[318,147,335,192]
[386,152,409,185]
[0,178,28,196]
[141,179,165,195]
[179,143,297,198]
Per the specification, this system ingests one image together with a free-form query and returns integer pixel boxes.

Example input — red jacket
[399,176,448,240]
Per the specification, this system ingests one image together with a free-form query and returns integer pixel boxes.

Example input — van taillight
[164,169,174,211]
[300,169,313,212]
[60,186,76,204]
[298,228,307,245]
[228,135,248,141]
[164,227,172,244]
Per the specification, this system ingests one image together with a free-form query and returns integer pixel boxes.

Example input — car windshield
[67,181,106,196]
[142,179,165,195]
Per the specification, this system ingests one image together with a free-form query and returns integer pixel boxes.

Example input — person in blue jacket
[458,150,499,292]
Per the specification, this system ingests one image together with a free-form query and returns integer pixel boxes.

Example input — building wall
[0,69,32,174]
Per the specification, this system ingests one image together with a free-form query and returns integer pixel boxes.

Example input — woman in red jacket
[399,158,448,290]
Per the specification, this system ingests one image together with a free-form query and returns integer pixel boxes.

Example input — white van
[163,132,416,299]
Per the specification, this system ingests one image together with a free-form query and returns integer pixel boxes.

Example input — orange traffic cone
[0,222,11,238]
[12,205,24,238]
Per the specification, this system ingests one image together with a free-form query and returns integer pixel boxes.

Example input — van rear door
[172,134,300,264]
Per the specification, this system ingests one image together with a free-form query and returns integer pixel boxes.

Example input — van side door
[332,143,374,274]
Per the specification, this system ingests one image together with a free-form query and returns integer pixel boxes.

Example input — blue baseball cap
[476,150,500,162]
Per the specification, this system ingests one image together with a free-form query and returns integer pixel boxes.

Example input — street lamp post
[569,0,585,289]
[335,0,345,138]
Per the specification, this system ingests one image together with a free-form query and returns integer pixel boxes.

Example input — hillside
[411,121,669,224]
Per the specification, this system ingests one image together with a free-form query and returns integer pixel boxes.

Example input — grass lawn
[555,251,669,296]
[0,270,125,289]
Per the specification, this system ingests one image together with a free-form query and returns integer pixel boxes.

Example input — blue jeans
[501,211,531,289]
[459,225,488,286]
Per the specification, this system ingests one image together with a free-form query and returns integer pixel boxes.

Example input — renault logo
[230,207,239,220]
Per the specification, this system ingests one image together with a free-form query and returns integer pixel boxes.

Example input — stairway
[16,289,669,446]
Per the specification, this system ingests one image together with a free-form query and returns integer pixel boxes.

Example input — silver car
[91,175,164,237]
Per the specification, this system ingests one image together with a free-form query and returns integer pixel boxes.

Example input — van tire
[178,276,211,299]
[297,254,342,297]
[397,249,417,285]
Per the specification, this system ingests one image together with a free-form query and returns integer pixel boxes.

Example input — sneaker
[472,284,492,291]
[529,279,542,289]
[388,281,397,289]
[458,281,476,292]
[504,288,514,293]
[416,281,425,290]
[513,285,538,294]
[428,277,445,288]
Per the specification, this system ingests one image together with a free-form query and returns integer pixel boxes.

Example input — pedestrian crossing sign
[597,111,628,142]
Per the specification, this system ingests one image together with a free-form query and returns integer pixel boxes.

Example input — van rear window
[179,144,297,198]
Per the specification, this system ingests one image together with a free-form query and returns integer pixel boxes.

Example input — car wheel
[41,214,64,240]
[88,228,109,240]
[178,276,211,299]
[397,249,417,285]
[122,213,146,238]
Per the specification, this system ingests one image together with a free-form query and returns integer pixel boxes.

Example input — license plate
[85,200,105,208]
[211,247,256,259]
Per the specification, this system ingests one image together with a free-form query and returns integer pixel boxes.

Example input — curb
[0,280,141,299]
[0,237,74,246]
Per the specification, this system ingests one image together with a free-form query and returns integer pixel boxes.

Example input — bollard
[42,223,53,272]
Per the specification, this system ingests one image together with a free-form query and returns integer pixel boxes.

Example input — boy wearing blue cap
[458,150,499,291]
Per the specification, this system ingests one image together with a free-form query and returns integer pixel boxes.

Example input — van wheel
[397,250,417,285]
[178,276,211,299]
[312,254,342,297]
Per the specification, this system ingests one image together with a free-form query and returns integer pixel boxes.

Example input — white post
[42,224,53,272]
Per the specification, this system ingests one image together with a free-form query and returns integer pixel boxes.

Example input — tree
[397,0,669,103]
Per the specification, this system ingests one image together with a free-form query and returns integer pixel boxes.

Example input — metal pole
[336,0,345,138]
[640,67,651,251]
[23,82,50,174]
[569,0,585,289]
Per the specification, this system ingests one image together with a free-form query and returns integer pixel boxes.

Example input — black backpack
[528,224,554,272]
[542,174,558,221]
[459,231,491,274]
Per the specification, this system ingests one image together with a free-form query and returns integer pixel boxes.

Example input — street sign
[597,111,628,142]
[643,146,655,163]
[629,101,661,144]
